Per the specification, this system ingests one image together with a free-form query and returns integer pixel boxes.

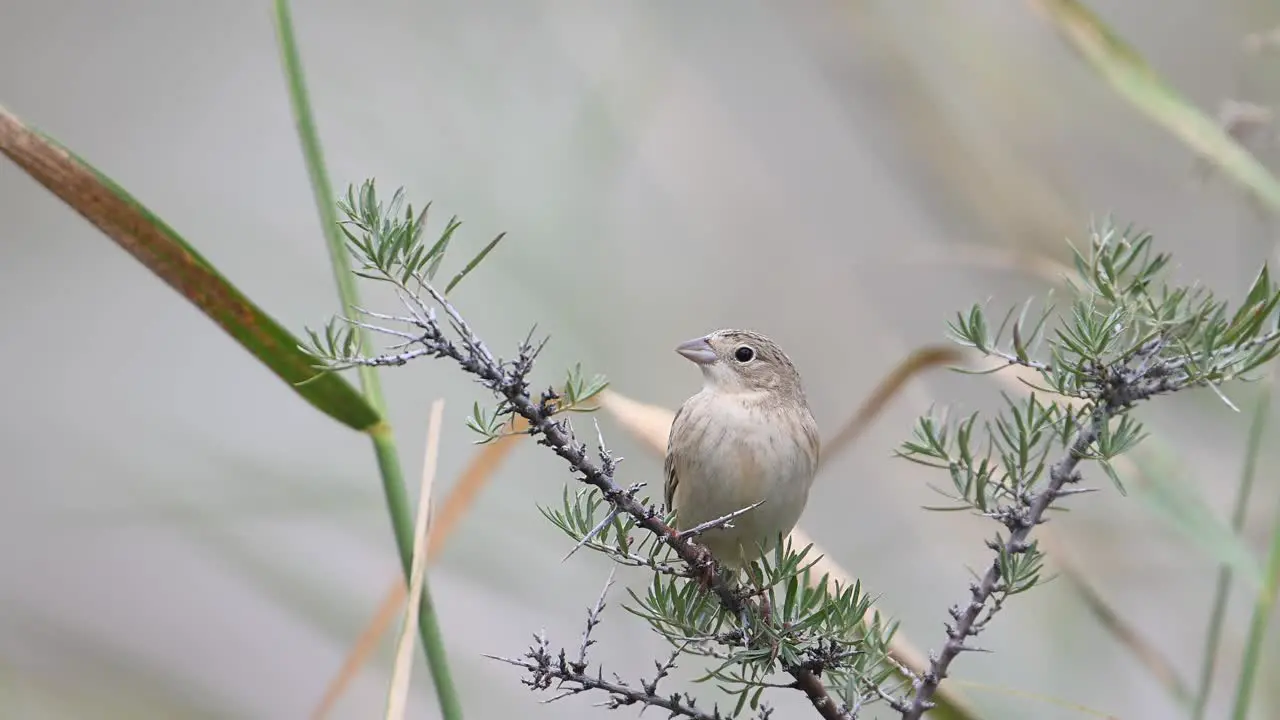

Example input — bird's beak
[675,336,717,366]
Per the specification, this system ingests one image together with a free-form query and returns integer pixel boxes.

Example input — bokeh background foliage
[4,1,1280,718]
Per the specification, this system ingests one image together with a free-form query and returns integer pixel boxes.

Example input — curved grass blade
[820,345,965,470]
[312,581,403,720]
[1028,0,1280,211]
[385,400,445,720]
[310,415,529,718]
[0,105,379,431]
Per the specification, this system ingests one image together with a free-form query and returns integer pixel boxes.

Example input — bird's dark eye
[734,346,755,363]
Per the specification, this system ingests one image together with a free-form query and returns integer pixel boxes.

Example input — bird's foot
[689,545,721,592]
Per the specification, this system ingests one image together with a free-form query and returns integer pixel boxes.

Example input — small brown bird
[664,329,820,579]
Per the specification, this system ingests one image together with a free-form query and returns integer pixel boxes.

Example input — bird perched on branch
[664,329,820,589]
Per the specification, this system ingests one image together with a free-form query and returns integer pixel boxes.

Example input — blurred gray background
[3,1,1280,718]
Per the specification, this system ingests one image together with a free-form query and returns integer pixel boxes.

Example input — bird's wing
[803,410,821,471]
[663,402,688,513]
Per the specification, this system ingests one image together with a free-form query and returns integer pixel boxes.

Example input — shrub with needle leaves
[892,222,1280,719]
[304,180,901,720]
[304,187,1280,720]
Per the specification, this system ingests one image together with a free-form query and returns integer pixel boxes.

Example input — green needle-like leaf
[445,232,506,295]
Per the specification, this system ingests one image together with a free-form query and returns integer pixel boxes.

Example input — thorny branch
[980,329,1280,398]
[319,199,1280,719]
[335,280,850,719]
[899,404,1106,719]
[488,570,772,720]
[900,331,1264,719]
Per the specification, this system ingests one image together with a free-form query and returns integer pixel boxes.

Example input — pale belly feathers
[670,395,817,568]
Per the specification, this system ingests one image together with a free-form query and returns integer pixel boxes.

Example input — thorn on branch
[561,506,622,561]
[674,501,767,541]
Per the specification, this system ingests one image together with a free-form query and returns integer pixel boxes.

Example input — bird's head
[675,328,805,399]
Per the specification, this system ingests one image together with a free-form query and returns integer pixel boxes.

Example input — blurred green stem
[370,427,461,719]
[1231,387,1280,720]
[272,2,462,719]
[1194,383,1270,720]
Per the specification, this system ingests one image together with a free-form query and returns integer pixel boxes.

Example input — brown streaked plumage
[664,329,820,573]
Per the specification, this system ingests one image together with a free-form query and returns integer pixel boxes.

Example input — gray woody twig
[899,404,1105,719]
[901,332,1239,718]
[486,571,770,720]
[343,281,849,720]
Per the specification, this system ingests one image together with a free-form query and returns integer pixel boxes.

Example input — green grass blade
[1030,0,1280,211]
[1128,441,1265,592]
[272,3,463,719]
[270,0,385,413]
[1231,389,1280,720]
[0,105,379,432]
[1192,382,1271,719]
